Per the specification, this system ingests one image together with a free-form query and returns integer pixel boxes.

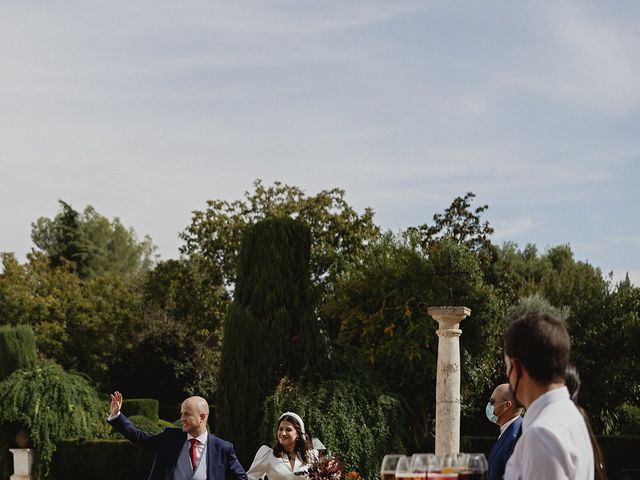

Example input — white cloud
[503,2,640,113]
[494,217,536,241]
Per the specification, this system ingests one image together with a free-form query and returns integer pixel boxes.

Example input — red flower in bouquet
[306,455,347,480]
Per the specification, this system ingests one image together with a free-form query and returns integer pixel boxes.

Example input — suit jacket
[109,413,248,480]
[487,416,522,480]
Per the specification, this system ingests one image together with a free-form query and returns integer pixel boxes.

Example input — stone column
[427,306,471,456]
[10,448,34,480]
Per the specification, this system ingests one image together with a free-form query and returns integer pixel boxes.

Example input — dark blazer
[108,413,248,480]
[487,416,522,480]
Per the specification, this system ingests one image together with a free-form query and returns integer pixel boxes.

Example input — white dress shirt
[504,386,594,480]
[187,431,208,467]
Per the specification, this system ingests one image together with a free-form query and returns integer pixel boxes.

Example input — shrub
[54,439,153,480]
[615,404,640,434]
[0,325,37,381]
[0,361,108,479]
[121,398,159,420]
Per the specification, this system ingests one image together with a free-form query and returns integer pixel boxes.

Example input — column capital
[428,306,471,329]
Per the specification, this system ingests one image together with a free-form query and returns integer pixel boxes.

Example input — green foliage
[0,252,144,389]
[54,439,153,480]
[127,415,164,434]
[0,361,109,479]
[121,399,159,420]
[0,324,37,381]
[31,200,156,278]
[112,313,218,418]
[216,218,323,465]
[503,293,570,325]
[262,375,405,480]
[414,192,494,260]
[323,233,503,449]
[180,179,380,290]
[614,404,640,434]
[143,256,229,333]
[490,242,640,433]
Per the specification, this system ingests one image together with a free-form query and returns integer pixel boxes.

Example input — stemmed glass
[459,453,488,480]
[410,453,436,479]
[395,455,414,480]
[381,454,404,480]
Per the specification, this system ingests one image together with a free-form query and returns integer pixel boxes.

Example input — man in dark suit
[108,391,247,480]
[486,384,522,480]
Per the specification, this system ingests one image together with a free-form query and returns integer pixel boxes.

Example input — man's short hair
[503,312,570,384]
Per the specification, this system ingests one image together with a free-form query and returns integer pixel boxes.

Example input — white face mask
[485,401,507,424]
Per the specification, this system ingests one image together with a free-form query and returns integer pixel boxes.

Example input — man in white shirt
[503,313,594,480]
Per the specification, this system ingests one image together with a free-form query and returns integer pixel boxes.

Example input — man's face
[489,386,510,417]
[180,400,205,436]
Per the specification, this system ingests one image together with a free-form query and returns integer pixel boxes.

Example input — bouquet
[297,455,362,480]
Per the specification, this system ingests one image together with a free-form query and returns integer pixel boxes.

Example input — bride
[247,412,318,480]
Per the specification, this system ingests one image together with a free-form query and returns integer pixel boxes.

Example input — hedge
[54,439,153,480]
[51,435,640,479]
[0,324,37,381]
[121,398,159,420]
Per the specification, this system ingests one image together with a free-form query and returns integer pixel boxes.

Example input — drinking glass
[459,453,488,480]
[395,455,415,480]
[426,455,457,479]
[410,453,437,478]
[381,454,404,480]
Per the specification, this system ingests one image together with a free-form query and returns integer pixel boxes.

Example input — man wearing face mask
[503,313,593,479]
[486,384,522,480]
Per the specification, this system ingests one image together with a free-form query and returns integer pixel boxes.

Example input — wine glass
[410,453,435,479]
[460,453,488,480]
[395,455,413,480]
[381,454,404,480]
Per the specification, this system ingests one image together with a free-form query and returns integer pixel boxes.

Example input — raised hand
[110,391,123,417]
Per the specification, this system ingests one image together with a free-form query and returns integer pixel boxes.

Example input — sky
[1,1,639,285]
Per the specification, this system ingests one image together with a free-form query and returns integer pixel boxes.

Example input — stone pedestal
[9,448,34,480]
[427,306,471,456]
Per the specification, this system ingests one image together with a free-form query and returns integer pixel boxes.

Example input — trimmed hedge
[121,398,159,420]
[0,434,9,480]
[0,324,37,381]
[52,435,640,479]
[54,439,153,480]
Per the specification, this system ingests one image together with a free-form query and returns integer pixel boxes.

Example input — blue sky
[1,1,639,285]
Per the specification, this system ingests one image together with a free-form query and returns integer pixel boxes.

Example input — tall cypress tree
[215,217,320,465]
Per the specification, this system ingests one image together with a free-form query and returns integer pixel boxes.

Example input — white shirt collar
[498,415,520,438]
[522,386,570,431]
[187,431,209,445]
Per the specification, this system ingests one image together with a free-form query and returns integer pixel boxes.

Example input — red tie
[189,438,199,470]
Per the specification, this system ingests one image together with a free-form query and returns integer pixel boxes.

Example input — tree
[143,256,228,334]
[0,361,109,479]
[0,252,144,389]
[111,311,219,420]
[215,218,322,465]
[414,192,494,254]
[179,179,379,290]
[322,233,503,450]
[489,242,640,433]
[31,200,155,278]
